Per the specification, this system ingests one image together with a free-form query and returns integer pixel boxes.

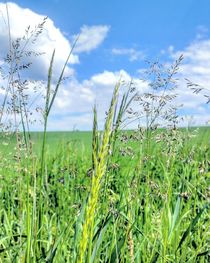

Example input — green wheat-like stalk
[77,81,120,263]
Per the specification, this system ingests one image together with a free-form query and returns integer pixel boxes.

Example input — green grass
[0,131,92,156]
[0,127,209,262]
[1,126,209,154]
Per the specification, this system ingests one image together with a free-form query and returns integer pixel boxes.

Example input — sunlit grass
[0,11,209,261]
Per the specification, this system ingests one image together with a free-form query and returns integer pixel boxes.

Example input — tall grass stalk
[37,37,79,256]
[77,81,120,263]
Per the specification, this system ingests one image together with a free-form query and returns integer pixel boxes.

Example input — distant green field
[1,127,209,156]
[0,131,92,156]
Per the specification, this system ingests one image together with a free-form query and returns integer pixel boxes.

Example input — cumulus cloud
[54,69,146,112]
[112,48,145,61]
[47,70,148,130]
[73,25,110,53]
[0,2,113,130]
[0,2,110,81]
[168,38,210,125]
[45,34,210,129]
[0,2,81,80]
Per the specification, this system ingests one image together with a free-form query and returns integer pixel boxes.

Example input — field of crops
[0,123,209,262]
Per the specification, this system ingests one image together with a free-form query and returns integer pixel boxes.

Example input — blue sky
[0,1,210,130]
[12,0,210,78]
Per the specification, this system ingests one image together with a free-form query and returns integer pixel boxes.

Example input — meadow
[0,16,209,263]
[0,125,209,262]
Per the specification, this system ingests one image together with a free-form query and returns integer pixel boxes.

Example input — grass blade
[177,204,208,251]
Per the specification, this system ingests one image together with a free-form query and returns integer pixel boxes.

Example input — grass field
[0,126,209,262]
[1,127,209,154]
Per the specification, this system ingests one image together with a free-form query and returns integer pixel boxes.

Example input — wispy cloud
[195,25,209,40]
[73,25,110,53]
[112,47,145,61]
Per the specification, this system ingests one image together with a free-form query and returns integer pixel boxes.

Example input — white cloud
[73,25,110,53]
[0,2,80,80]
[48,35,210,130]
[112,48,145,61]
[171,38,210,93]
[45,69,148,130]
[167,37,210,125]
[54,78,95,113]
[47,112,94,131]
[0,2,113,131]
[53,70,130,114]
[0,3,110,81]
[171,39,210,79]
[90,69,132,87]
